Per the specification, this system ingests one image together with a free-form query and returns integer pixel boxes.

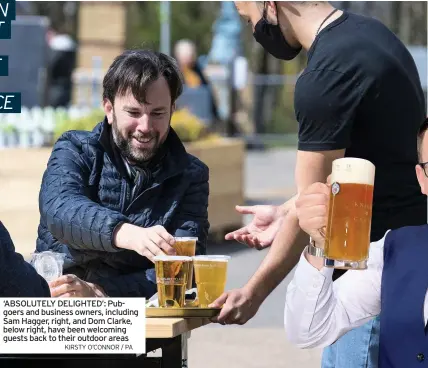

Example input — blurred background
[0,2,426,367]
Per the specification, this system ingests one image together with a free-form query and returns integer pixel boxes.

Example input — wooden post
[73,1,128,105]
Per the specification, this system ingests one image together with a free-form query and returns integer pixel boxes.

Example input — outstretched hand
[225,205,284,250]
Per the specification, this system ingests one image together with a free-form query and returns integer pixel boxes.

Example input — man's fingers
[216,303,234,324]
[154,226,175,245]
[138,237,162,262]
[48,274,77,289]
[243,235,259,248]
[235,205,257,215]
[59,292,76,298]
[209,293,230,324]
[298,193,329,208]
[304,183,330,196]
[225,227,249,240]
[234,234,252,246]
[224,310,242,325]
[300,216,328,236]
[297,204,328,218]
[50,280,79,297]
[149,232,175,255]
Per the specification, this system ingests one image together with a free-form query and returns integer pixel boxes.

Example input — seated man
[0,221,50,297]
[36,49,210,298]
[284,119,428,367]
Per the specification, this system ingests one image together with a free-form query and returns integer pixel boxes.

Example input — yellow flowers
[53,108,220,144]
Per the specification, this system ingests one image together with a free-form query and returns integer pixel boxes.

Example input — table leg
[160,332,190,368]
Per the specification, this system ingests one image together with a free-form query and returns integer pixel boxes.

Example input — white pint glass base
[324,258,368,270]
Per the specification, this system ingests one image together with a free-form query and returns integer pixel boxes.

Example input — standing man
[46,24,77,108]
[212,2,427,367]
[36,49,210,299]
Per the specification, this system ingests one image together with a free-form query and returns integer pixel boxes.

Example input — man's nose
[137,114,151,133]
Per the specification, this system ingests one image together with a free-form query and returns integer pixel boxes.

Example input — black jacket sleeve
[39,134,129,252]
[0,222,50,297]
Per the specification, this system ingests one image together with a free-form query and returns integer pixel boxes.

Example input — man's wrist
[243,281,266,305]
[113,222,134,250]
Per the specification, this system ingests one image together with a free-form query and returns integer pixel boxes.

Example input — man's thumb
[209,292,229,308]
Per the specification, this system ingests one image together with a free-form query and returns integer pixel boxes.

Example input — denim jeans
[321,316,380,368]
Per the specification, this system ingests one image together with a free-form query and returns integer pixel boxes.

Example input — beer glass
[154,255,192,308]
[324,157,375,270]
[30,251,66,282]
[192,255,230,308]
[173,237,197,290]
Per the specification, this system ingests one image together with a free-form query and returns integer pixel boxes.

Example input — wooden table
[144,317,212,367]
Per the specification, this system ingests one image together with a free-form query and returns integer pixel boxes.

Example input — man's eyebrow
[123,105,141,111]
[152,106,167,112]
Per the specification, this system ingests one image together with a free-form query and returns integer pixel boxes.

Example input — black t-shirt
[295,11,427,246]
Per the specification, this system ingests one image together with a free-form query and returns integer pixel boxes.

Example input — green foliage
[53,109,105,142]
[52,108,220,145]
[126,2,221,55]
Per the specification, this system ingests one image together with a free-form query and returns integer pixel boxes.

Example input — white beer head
[192,255,231,263]
[331,158,375,185]
[174,237,198,241]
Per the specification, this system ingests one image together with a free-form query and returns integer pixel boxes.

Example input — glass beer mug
[324,157,375,270]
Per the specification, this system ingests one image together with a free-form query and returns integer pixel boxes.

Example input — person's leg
[321,316,380,368]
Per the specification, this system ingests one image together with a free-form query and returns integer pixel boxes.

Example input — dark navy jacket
[36,120,209,298]
[380,225,428,367]
[0,221,50,297]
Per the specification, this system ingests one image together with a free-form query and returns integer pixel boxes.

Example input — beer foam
[192,255,231,262]
[174,237,198,241]
[153,255,192,262]
[331,158,375,185]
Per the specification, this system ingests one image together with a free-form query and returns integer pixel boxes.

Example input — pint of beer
[173,237,197,290]
[324,158,375,270]
[154,255,192,308]
[192,255,230,308]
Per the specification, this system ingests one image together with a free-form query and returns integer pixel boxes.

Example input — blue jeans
[321,316,380,368]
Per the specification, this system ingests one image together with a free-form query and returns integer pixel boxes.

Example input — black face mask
[253,8,302,60]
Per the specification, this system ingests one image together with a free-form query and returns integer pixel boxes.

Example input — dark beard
[111,113,161,165]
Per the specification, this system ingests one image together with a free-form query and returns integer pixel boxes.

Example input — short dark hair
[102,49,184,106]
[417,117,428,161]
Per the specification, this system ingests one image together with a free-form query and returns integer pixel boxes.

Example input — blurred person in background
[174,39,220,123]
[46,24,76,108]
[0,221,50,297]
[212,2,427,367]
[35,49,209,299]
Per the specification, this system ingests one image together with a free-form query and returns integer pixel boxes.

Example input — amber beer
[173,237,197,290]
[192,255,230,308]
[324,158,375,270]
[154,255,192,308]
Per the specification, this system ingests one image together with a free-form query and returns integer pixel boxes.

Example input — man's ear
[265,1,279,24]
[416,164,427,195]
[171,103,176,115]
[103,99,114,124]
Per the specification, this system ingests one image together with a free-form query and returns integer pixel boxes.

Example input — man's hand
[113,223,176,262]
[225,205,285,249]
[295,182,330,245]
[49,274,107,298]
[209,287,261,325]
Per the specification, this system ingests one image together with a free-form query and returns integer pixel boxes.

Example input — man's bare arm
[211,149,345,324]
[244,149,345,302]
